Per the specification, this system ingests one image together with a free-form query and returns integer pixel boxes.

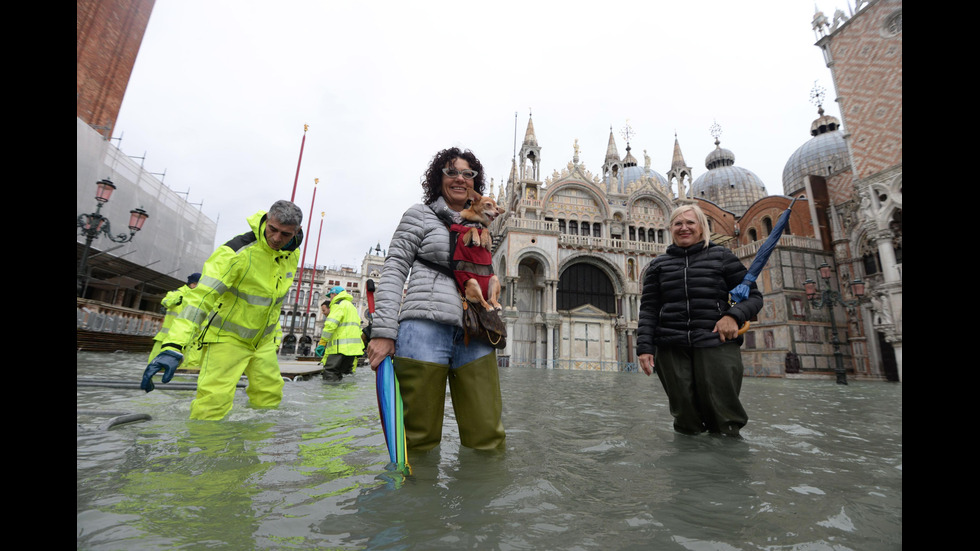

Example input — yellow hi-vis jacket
[164,211,302,352]
[318,290,365,358]
[152,285,192,343]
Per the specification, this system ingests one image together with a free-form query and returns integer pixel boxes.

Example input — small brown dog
[459,189,505,250]
[455,190,505,311]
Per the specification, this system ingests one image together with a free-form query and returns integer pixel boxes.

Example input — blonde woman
[636,204,762,437]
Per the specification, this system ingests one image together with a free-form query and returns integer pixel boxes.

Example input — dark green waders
[448,353,506,450]
[654,343,748,437]
[392,357,450,451]
[393,353,506,451]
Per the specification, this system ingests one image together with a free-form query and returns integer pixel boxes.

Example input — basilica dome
[782,106,849,196]
[603,145,669,193]
[620,152,669,189]
[690,138,767,216]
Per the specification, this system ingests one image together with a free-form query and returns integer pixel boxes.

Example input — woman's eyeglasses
[442,168,478,180]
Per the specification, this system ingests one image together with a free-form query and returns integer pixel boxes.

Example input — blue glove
[314,345,325,358]
[140,350,183,392]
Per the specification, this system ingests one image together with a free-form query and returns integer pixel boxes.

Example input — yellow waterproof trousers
[189,339,284,421]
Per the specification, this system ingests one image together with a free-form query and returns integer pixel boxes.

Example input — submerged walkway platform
[175,356,326,381]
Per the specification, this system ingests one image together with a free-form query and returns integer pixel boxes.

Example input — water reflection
[78,352,901,550]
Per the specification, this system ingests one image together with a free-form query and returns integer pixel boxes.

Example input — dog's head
[460,189,505,227]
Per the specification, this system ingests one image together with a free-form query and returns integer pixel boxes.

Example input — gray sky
[113,0,845,270]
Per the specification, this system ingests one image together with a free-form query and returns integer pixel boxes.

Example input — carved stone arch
[626,192,672,229]
[556,254,623,316]
[870,174,902,231]
[542,179,611,220]
[852,223,875,270]
[626,190,672,217]
[512,247,553,280]
[495,255,508,282]
[559,252,626,295]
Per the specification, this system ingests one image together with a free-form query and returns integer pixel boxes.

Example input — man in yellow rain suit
[140,200,303,420]
[318,286,364,382]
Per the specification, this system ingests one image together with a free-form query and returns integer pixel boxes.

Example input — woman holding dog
[636,203,762,438]
[366,147,505,451]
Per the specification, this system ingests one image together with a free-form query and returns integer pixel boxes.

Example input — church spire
[602,125,623,191]
[668,131,693,201]
[523,110,538,146]
[518,110,541,182]
[604,126,620,164]
[671,132,688,171]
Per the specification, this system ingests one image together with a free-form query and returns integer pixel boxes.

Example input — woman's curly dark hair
[421,147,486,205]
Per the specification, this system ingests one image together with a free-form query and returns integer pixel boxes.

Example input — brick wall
[827,0,903,179]
[76,0,156,136]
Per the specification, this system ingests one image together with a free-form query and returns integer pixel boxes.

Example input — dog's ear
[467,188,483,201]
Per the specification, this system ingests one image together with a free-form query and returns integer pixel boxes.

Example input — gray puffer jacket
[372,197,463,341]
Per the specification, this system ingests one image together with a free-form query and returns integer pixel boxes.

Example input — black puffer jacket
[636,241,762,353]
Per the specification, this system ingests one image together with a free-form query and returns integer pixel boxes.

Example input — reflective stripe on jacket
[318,290,364,357]
[152,286,191,342]
[166,211,302,351]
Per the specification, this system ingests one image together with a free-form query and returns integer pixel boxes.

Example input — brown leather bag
[462,299,507,349]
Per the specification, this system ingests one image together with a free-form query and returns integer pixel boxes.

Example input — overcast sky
[113,0,846,270]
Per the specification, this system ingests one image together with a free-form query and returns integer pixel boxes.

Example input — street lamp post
[804,262,865,385]
[77,178,150,296]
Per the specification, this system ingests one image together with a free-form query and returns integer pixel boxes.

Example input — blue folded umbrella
[730,196,801,305]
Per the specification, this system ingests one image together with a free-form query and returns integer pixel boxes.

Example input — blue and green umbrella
[376,356,410,474]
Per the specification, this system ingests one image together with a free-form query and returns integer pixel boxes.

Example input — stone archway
[511,256,547,366]
[281,334,297,355]
[555,259,623,370]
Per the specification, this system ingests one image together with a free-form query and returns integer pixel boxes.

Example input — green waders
[394,353,506,451]
[448,353,506,450]
[654,343,747,437]
[393,357,450,451]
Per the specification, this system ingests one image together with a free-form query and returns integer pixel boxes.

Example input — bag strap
[416,256,454,280]
[419,204,461,285]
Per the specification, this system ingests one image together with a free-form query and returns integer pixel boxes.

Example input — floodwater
[77,351,902,550]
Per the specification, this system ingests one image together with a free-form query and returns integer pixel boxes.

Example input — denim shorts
[395,318,494,369]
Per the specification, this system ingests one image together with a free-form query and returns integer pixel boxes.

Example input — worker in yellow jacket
[318,286,364,382]
[140,200,303,421]
[148,272,200,365]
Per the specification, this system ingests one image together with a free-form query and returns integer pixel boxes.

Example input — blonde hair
[668,203,710,248]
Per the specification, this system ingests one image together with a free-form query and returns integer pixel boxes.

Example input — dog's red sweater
[450,223,494,300]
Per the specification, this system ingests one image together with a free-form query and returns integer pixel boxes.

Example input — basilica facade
[489,0,901,385]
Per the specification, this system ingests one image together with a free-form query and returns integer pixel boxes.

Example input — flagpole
[290,124,308,202]
[288,178,317,352]
[304,211,325,319]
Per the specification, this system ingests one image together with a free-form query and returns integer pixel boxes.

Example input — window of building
[557,263,616,313]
